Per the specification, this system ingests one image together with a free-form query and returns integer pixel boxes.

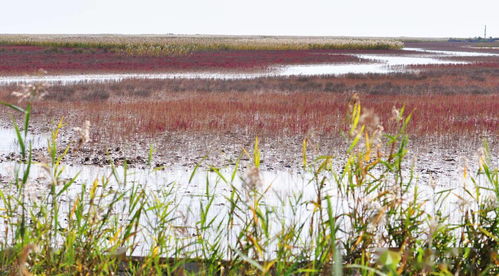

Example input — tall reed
[0,35,404,56]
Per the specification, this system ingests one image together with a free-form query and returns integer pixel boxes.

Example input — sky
[1,0,498,38]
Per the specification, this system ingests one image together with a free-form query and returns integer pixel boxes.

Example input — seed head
[11,83,48,103]
[244,166,262,192]
[11,69,49,103]
[391,106,402,122]
[73,120,91,148]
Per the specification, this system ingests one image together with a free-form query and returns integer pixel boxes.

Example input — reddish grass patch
[28,66,496,97]
[2,90,496,143]
[0,41,496,145]
[0,46,369,75]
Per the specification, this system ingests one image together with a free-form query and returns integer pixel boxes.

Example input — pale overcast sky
[1,0,498,38]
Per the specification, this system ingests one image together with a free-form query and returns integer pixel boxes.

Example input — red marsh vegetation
[0,40,496,147]
[1,75,497,144]
[73,92,496,139]
[0,46,377,75]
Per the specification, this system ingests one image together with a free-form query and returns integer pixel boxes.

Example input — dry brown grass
[0,34,403,56]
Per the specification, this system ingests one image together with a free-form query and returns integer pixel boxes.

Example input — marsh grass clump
[0,93,498,274]
[3,79,496,145]
[81,89,111,101]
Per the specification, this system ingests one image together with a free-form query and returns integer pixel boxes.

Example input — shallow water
[0,158,492,233]
[355,53,468,66]
[0,128,48,154]
[0,47,494,85]
[0,144,496,257]
[404,47,499,57]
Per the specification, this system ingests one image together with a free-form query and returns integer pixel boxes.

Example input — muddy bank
[0,124,496,180]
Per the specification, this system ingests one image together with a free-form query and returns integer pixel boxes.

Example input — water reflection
[356,54,468,66]
[0,128,48,155]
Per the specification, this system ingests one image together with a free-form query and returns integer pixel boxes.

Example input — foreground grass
[0,93,498,275]
[0,34,404,56]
